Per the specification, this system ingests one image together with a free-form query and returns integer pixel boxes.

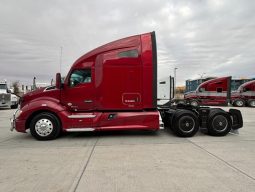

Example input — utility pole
[198,73,206,84]
[60,46,63,73]
[33,77,36,90]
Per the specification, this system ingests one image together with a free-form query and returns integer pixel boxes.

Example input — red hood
[21,86,60,108]
[24,87,45,97]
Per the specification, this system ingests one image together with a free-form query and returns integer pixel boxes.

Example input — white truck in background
[0,81,18,109]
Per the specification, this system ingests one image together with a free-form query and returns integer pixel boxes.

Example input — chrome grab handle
[84,100,93,103]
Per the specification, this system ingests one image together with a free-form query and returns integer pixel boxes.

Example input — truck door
[61,68,95,112]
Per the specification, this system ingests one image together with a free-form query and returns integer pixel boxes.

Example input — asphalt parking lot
[0,107,255,192]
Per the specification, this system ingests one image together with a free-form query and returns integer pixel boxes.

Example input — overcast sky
[0,0,255,86]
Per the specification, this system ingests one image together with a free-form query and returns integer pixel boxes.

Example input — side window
[118,49,138,58]
[217,87,223,93]
[243,87,250,92]
[69,69,91,87]
[199,87,205,92]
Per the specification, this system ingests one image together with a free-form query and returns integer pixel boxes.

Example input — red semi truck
[184,77,231,107]
[184,77,255,107]
[11,32,243,140]
[231,80,255,107]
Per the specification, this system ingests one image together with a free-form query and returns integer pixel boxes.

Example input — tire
[171,110,199,137]
[190,100,199,107]
[11,104,18,109]
[247,99,255,107]
[233,99,245,107]
[207,109,231,136]
[30,112,61,140]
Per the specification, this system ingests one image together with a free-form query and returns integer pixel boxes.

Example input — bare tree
[12,81,20,95]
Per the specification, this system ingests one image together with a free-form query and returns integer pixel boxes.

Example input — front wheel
[171,110,199,137]
[233,99,245,107]
[30,112,61,140]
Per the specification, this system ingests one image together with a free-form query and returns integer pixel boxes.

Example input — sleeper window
[118,49,138,58]
[217,88,223,93]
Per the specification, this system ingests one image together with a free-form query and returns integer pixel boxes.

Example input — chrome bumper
[10,108,20,131]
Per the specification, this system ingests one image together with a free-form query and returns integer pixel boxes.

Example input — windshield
[0,84,7,90]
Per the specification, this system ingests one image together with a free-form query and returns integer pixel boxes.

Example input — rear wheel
[233,99,245,107]
[171,110,199,137]
[30,112,61,140]
[247,99,255,107]
[207,109,231,136]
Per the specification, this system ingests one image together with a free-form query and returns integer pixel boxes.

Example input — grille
[0,94,11,102]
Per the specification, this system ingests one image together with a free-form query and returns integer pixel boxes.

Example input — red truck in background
[231,80,255,107]
[184,77,231,107]
[184,77,255,107]
[11,32,243,140]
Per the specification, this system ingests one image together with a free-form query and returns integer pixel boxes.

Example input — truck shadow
[63,129,162,139]
[7,129,166,141]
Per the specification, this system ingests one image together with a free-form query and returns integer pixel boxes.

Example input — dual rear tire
[232,99,255,107]
[169,109,232,137]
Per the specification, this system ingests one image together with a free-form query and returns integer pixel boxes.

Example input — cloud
[0,0,255,86]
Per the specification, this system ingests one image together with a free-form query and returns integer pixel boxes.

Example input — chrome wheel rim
[35,118,53,137]
[212,115,228,132]
[236,100,244,106]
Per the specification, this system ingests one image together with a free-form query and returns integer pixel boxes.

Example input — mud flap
[229,109,243,130]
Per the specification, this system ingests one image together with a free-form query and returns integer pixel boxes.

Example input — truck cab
[184,77,231,106]
[231,80,255,107]
[11,32,159,140]
[0,81,18,109]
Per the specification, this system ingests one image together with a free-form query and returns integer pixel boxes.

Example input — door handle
[84,100,93,103]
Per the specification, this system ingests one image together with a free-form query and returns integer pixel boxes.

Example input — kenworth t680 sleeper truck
[231,80,255,107]
[11,32,243,140]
